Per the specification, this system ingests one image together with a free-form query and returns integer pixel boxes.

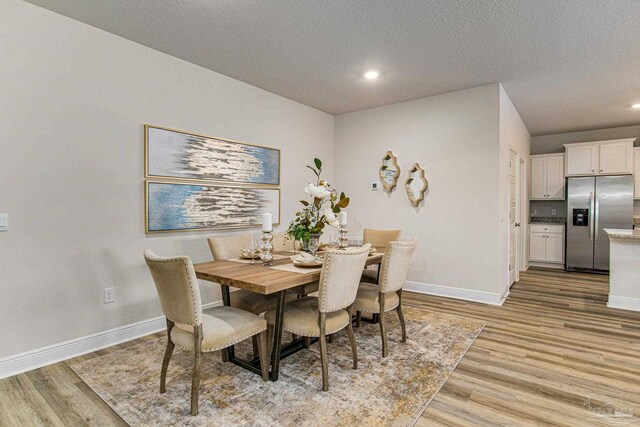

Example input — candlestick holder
[338,225,348,248]
[261,231,273,266]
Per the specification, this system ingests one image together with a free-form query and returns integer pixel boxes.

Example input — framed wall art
[145,125,280,186]
[145,180,280,233]
[405,163,428,207]
[379,150,400,192]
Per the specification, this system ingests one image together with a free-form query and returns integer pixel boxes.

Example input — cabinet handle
[600,169,603,173]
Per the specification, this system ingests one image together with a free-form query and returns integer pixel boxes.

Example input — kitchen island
[605,229,640,312]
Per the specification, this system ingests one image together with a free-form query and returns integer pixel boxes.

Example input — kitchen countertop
[530,217,566,224]
[604,228,640,240]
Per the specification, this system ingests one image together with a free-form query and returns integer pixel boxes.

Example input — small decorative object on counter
[261,213,274,266]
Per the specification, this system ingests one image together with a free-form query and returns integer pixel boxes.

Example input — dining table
[193,248,384,381]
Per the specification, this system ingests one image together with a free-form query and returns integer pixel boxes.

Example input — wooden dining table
[193,248,384,381]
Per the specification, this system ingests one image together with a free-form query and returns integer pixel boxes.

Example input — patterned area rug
[71,307,484,426]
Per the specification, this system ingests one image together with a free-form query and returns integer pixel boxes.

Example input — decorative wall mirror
[405,163,428,207]
[379,151,401,192]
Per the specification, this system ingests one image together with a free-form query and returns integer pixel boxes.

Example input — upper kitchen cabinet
[531,153,565,200]
[635,147,640,199]
[564,139,635,176]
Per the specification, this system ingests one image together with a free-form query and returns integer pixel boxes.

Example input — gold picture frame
[379,151,401,192]
[145,180,281,234]
[144,124,281,187]
[405,163,428,207]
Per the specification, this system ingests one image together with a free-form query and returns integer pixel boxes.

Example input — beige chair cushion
[231,289,296,314]
[264,297,350,337]
[360,269,379,284]
[207,235,252,260]
[289,281,319,296]
[353,282,399,314]
[271,231,294,252]
[171,306,266,352]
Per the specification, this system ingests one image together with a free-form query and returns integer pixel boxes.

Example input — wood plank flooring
[1,268,639,426]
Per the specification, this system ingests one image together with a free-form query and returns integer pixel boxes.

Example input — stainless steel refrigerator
[566,175,634,272]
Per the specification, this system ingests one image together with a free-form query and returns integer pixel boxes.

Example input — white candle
[338,211,347,226]
[262,212,273,232]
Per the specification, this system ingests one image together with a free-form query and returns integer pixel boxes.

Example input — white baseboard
[404,281,505,306]
[0,300,222,380]
[608,295,640,312]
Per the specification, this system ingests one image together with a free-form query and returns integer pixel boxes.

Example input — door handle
[594,190,599,241]
[589,191,595,241]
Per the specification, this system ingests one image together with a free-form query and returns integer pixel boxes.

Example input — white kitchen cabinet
[530,154,565,200]
[564,139,634,176]
[599,141,634,174]
[565,144,598,176]
[529,224,564,265]
[634,147,640,199]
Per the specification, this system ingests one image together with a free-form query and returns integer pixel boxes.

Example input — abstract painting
[145,125,280,185]
[145,181,280,233]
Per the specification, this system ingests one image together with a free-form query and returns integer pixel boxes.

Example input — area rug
[71,307,484,426]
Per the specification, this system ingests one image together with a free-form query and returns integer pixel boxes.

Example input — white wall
[0,0,334,360]
[335,84,507,302]
[498,85,531,288]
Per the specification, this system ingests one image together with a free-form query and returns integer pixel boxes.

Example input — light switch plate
[371,182,379,191]
[0,213,7,231]
[551,209,557,216]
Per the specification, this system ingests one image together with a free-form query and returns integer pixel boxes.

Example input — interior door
[593,175,634,270]
[566,177,595,270]
[509,151,517,285]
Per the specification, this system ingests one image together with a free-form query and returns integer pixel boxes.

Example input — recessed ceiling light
[364,70,380,80]
[632,103,640,109]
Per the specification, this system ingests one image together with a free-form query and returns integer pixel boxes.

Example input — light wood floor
[1,269,638,426]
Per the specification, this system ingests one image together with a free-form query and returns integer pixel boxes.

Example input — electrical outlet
[103,287,115,304]
[551,209,557,216]
[533,209,538,216]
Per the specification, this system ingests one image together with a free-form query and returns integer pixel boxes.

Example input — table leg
[221,285,231,362]
[269,290,286,381]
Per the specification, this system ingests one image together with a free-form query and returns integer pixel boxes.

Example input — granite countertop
[605,228,640,240]
[530,217,566,224]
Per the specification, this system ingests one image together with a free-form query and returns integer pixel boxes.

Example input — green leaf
[337,197,350,208]
[340,192,345,200]
[306,165,319,176]
[300,200,309,206]
[314,158,322,171]
[333,206,341,213]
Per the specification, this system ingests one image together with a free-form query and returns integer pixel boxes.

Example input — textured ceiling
[24,0,640,135]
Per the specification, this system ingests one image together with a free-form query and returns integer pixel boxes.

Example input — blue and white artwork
[146,182,280,232]
[146,125,280,185]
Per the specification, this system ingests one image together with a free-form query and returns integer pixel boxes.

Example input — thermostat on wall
[371,182,379,191]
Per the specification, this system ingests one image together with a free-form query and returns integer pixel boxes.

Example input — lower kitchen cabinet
[529,224,564,267]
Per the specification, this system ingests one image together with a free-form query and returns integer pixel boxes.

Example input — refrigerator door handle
[589,190,595,241]
[594,190,600,241]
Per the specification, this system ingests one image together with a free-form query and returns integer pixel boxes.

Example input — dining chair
[144,250,269,416]
[271,231,294,252]
[361,228,402,284]
[353,239,417,357]
[264,244,371,391]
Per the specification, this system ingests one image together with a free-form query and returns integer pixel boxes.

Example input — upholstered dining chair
[264,244,371,391]
[353,239,417,357]
[144,250,269,416]
[208,235,287,314]
[361,228,402,284]
[271,231,294,252]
